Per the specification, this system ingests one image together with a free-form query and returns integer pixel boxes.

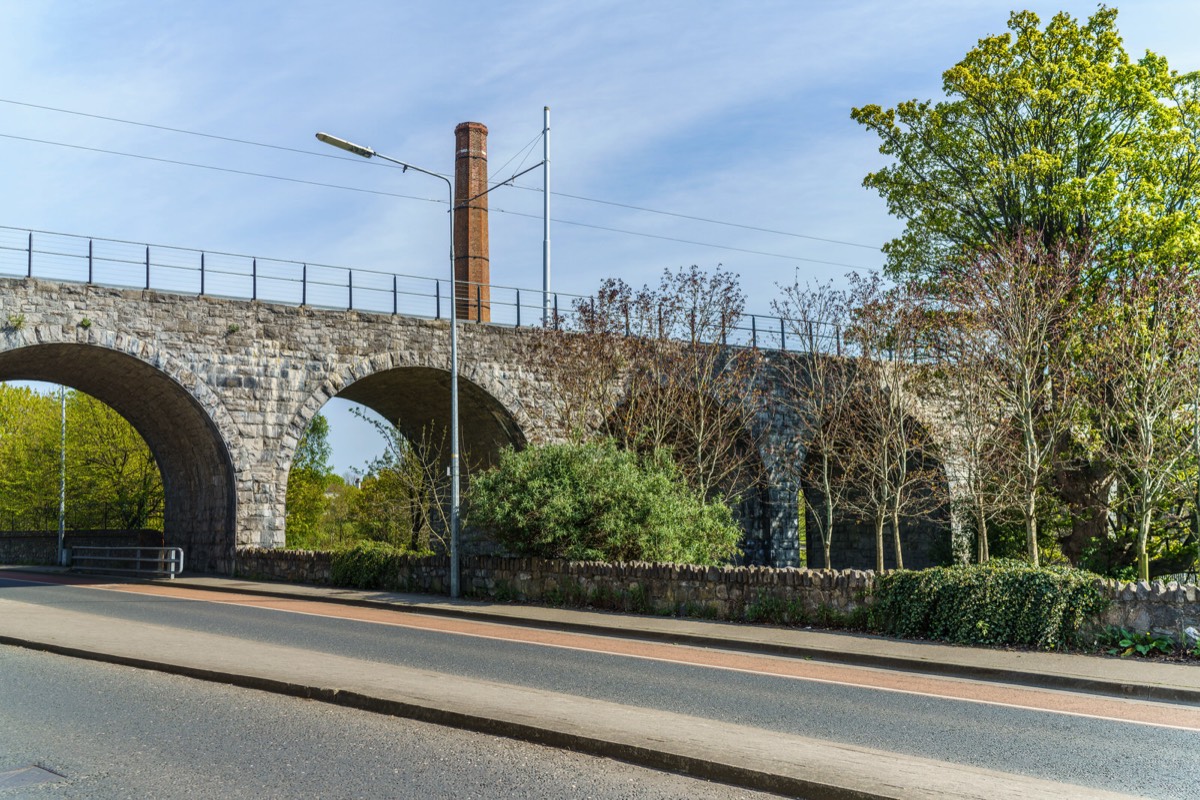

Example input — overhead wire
[0,133,444,205]
[2,130,879,272]
[488,129,543,183]
[0,96,884,253]
[507,182,882,250]
[490,206,878,269]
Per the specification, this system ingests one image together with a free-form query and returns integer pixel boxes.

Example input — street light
[315,131,462,599]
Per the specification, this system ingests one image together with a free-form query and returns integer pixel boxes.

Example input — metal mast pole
[58,385,66,565]
[542,106,551,327]
[447,181,460,599]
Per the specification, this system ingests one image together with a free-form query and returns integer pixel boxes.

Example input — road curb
[160,578,1200,706]
[0,632,883,800]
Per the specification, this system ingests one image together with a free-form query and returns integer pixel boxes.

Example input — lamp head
[316,132,375,159]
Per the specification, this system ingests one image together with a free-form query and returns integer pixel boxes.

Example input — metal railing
[0,225,850,354]
[69,546,184,579]
[0,509,164,533]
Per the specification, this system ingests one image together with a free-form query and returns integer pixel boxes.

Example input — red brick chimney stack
[454,121,489,321]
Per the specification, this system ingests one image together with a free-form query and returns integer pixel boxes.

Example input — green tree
[1087,265,1200,580]
[318,475,361,549]
[854,7,1200,567]
[66,391,164,529]
[347,412,453,554]
[852,7,1200,286]
[0,385,60,528]
[465,439,742,565]
[285,414,334,548]
[0,385,164,531]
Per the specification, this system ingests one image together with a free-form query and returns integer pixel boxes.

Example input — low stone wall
[233,547,1200,641]
[233,548,880,620]
[1097,580,1200,640]
[234,547,334,586]
[0,530,163,565]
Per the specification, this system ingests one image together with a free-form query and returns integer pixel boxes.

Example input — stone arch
[600,380,781,565]
[276,351,530,546]
[797,408,952,571]
[0,332,239,573]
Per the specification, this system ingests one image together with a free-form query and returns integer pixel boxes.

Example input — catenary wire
[507,182,882,250]
[490,206,879,269]
[489,129,543,183]
[0,96,883,252]
[2,131,880,272]
[0,133,445,205]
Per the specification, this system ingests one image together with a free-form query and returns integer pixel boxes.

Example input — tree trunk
[975,500,989,564]
[822,465,835,570]
[823,498,834,571]
[1137,510,1151,583]
[1025,494,1039,568]
[891,506,904,571]
[875,516,886,573]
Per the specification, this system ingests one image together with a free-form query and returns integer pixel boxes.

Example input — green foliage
[853,7,1200,285]
[871,559,1109,649]
[349,412,451,554]
[351,467,420,547]
[677,600,720,620]
[285,414,334,547]
[1098,626,1177,658]
[5,313,24,331]
[464,439,742,565]
[329,539,432,590]
[0,384,163,530]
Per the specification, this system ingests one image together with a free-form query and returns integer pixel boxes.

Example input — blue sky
[2,1,1198,475]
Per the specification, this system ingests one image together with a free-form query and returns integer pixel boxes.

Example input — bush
[330,540,432,590]
[870,559,1108,649]
[464,439,741,565]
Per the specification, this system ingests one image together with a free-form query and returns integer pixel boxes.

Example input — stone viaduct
[0,276,817,573]
[0,124,959,574]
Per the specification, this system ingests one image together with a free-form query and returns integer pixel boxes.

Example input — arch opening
[0,343,236,572]
[602,384,774,565]
[283,366,527,554]
[799,412,952,571]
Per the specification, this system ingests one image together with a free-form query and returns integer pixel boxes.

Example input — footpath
[2,567,1197,800]
[170,572,1200,704]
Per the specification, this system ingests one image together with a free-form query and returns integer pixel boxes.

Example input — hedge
[870,559,1109,649]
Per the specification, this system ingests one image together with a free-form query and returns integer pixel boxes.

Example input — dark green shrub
[464,439,742,565]
[330,540,431,590]
[870,559,1108,649]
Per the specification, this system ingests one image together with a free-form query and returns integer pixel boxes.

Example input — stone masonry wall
[0,530,162,565]
[0,278,810,571]
[233,548,1200,639]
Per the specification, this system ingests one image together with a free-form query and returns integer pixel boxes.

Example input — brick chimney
[454,121,489,322]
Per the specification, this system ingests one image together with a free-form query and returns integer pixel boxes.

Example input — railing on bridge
[69,546,185,579]
[0,225,850,355]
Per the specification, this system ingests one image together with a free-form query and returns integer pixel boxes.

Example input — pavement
[166,571,1200,705]
[3,566,1197,799]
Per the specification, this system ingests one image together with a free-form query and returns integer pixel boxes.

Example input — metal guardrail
[0,224,849,354]
[69,546,184,579]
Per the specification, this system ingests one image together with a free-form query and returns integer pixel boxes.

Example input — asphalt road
[0,645,779,800]
[3,577,1198,798]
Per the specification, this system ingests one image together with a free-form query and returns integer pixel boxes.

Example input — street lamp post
[315,131,461,599]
